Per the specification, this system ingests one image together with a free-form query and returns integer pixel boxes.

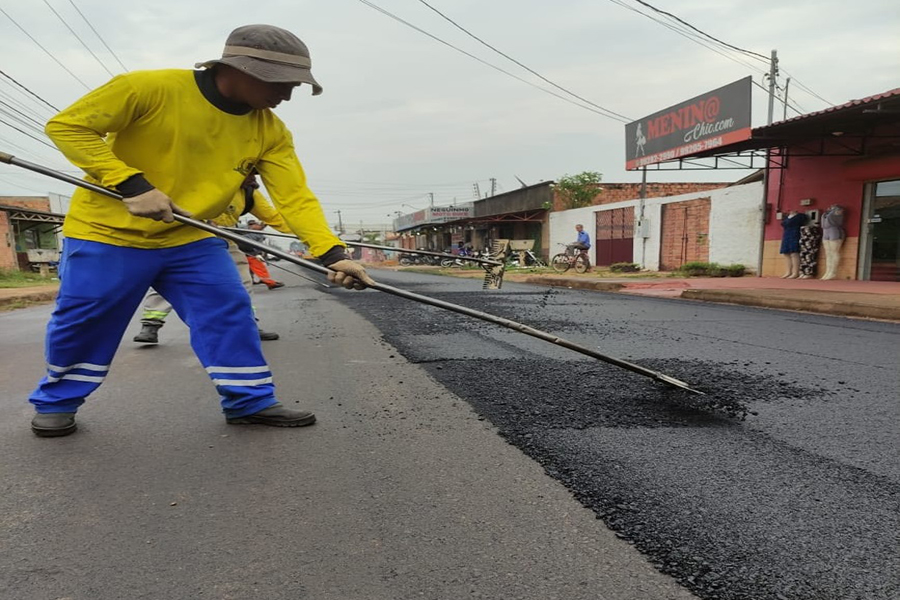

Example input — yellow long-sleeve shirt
[46,69,343,257]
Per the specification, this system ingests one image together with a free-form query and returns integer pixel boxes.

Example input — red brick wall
[0,197,53,211]
[553,182,727,210]
[0,210,13,270]
[659,197,711,270]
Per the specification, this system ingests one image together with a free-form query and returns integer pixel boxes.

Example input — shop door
[868,179,900,281]
[659,198,711,270]
[595,207,634,266]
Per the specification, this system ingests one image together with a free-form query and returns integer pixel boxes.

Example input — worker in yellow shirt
[133,172,289,344]
[29,24,374,437]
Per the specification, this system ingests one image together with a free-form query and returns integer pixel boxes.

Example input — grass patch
[0,267,59,288]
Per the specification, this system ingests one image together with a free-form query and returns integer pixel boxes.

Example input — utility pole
[428,192,434,207]
[782,77,791,120]
[472,183,481,199]
[490,178,497,196]
[335,210,344,234]
[766,49,779,126]
[758,49,779,278]
[639,167,648,269]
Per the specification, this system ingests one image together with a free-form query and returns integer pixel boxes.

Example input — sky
[0,0,897,229]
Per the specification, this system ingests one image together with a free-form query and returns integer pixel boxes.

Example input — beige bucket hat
[196,24,322,95]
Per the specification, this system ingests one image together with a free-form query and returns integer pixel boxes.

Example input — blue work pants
[29,237,278,417]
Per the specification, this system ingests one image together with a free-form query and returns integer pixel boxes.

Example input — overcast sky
[0,0,897,227]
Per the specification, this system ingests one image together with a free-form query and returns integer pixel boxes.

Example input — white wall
[548,181,763,271]
[707,182,764,268]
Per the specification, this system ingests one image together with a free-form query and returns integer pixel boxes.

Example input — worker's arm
[255,120,346,264]
[45,74,150,192]
[45,73,187,221]
[256,120,373,288]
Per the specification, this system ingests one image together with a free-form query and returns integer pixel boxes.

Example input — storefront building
[0,197,64,272]
[394,184,552,257]
[687,87,900,281]
[394,204,474,252]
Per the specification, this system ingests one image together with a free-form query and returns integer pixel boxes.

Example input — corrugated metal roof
[756,87,900,133]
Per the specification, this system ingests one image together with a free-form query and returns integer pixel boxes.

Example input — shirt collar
[194,69,253,116]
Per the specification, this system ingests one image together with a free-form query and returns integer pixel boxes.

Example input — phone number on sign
[677,136,724,157]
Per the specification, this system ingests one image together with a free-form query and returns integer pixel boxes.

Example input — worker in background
[133,172,287,344]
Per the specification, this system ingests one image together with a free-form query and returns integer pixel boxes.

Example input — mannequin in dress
[820,205,845,280]
[798,214,823,279]
[780,210,808,278]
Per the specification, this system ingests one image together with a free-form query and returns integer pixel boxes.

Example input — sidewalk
[0,284,58,309]
[520,273,900,321]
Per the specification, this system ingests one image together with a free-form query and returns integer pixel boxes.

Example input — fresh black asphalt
[332,269,900,600]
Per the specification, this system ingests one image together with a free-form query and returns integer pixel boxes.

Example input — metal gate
[659,198,711,270]
[595,207,634,266]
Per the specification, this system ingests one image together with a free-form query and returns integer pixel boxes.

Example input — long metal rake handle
[220,227,504,266]
[0,152,702,394]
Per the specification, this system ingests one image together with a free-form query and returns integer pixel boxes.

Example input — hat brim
[195,56,322,96]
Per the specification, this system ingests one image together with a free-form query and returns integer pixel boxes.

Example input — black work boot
[226,403,316,427]
[134,320,163,344]
[258,328,280,341]
[31,412,77,437]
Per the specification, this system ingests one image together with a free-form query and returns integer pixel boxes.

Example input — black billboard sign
[625,77,752,170]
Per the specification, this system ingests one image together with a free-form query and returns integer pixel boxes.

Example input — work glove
[123,189,192,223]
[327,259,377,290]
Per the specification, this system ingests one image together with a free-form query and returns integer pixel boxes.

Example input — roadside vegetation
[390,258,750,279]
[677,261,746,277]
[0,268,59,288]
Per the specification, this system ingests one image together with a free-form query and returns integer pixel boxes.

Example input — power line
[356,0,631,122]
[0,174,58,194]
[0,6,91,90]
[0,69,59,112]
[0,86,55,124]
[66,0,128,72]
[607,0,768,77]
[613,0,833,109]
[628,0,769,63]
[779,70,832,106]
[0,117,59,149]
[0,104,48,136]
[415,0,631,122]
[42,0,115,77]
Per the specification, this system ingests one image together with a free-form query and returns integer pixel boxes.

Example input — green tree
[554,171,603,209]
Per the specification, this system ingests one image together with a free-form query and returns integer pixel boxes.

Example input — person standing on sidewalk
[239,220,285,289]
[134,172,287,344]
[29,24,375,438]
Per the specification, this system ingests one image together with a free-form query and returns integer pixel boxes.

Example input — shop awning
[694,87,900,158]
[0,204,65,224]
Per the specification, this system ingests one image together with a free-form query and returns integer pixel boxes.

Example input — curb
[680,289,900,321]
[522,276,624,292]
[0,288,58,308]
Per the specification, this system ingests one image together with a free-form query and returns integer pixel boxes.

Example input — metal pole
[783,77,791,120]
[758,50,779,277]
[766,49,778,126]
[639,167,647,269]
[221,227,503,267]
